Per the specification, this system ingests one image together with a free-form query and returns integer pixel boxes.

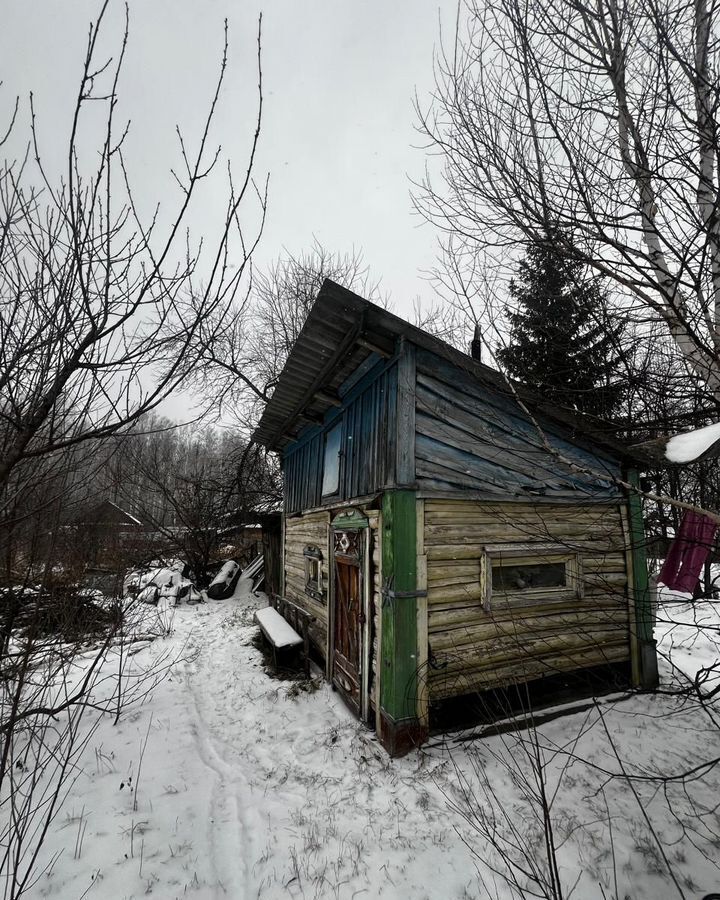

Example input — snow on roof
[665,421,720,463]
[105,500,142,525]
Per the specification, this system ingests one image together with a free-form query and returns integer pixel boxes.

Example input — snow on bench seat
[254,606,303,650]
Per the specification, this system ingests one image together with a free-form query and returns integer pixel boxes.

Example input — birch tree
[416,0,720,407]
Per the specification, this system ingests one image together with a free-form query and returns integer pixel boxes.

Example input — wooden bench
[254,595,315,676]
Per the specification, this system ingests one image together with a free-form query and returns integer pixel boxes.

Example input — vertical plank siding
[283,361,398,514]
[395,341,416,485]
[380,491,419,722]
[424,499,632,699]
[284,432,323,515]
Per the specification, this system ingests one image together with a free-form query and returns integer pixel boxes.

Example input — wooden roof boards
[252,279,639,468]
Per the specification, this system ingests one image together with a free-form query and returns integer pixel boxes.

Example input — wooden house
[252,280,656,756]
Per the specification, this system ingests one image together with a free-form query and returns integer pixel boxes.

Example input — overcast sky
[2,0,455,316]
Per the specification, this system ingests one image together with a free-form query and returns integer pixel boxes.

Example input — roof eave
[252,279,639,466]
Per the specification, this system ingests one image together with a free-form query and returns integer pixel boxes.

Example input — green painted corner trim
[627,469,653,643]
[395,340,416,487]
[380,490,418,721]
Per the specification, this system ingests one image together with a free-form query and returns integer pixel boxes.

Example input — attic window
[481,544,582,610]
[304,545,324,602]
[321,421,343,497]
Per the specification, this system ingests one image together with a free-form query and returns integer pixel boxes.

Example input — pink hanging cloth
[659,510,718,594]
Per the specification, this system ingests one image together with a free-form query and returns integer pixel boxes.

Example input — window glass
[304,545,324,601]
[321,422,342,496]
[492,561,567,593]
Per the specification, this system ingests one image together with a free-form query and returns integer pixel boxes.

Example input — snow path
[14,579,720,900]
[185,653,251,898]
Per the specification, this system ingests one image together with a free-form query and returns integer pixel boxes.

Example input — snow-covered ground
[11,576,720,900]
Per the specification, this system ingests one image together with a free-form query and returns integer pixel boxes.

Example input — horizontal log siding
[424,499,631,699]
[414,348,623,500]
[282,362,398,513]
[284,511,330,657]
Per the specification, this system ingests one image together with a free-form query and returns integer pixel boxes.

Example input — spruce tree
[497,240,624,419]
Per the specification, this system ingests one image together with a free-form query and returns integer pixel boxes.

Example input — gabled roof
[252,279,639,464]
[75,499,142,527]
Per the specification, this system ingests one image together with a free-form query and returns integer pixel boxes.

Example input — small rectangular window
[481,545,582,610]
[304,545,324,602]
[321,422,342,497]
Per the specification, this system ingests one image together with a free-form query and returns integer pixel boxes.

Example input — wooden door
[332,532,363,714]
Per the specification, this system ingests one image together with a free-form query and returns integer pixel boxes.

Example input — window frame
[480,543,583,611]
[321,419,344,500]
[303,545,325,602]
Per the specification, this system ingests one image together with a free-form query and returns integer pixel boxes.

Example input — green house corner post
[627,469,659,690]
[379,490,427,756]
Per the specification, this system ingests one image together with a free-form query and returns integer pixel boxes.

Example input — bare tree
[1,0,266,635]
[189,235,475,432]
[410,294,470,350]
[110,421,279,585]
[0,1,265,502]
[411,11,720,893]
[188,240,385,424]
[247,242,385,396]
[415,0,720,410]
[0,4,266,894]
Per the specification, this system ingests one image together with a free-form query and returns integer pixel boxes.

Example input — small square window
[304,545,325,602]
[492,561,567,593]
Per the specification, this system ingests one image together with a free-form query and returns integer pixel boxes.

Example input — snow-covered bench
[255,595,315,675]
[254,606,302,650]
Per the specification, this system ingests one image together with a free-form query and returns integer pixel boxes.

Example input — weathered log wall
[284,511,330,656]
[283,506,381,688]
[423,499,631,699]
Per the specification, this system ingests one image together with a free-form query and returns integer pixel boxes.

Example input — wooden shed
[69,499,144,569]
[252,280,656,756]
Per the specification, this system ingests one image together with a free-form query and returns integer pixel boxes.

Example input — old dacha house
[252,280,656,756]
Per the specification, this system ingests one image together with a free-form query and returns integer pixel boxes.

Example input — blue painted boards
[414,349,622,500]
[283,361,398,513]
[282,343,625,515]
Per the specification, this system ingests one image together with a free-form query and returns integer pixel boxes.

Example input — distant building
[70,499,143,569]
